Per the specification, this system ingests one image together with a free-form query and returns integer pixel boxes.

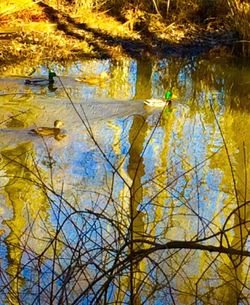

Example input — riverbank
[0,1,243,67]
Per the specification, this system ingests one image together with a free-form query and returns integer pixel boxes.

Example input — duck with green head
[25,70,57,85]
[144,90,175,107]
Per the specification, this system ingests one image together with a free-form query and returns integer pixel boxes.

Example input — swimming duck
[144,90,174,107]
[25,70,57,85]
[75,71,109,85]
[30,120,64,137]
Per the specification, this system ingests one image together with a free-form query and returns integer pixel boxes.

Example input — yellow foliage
[0,0,38,17]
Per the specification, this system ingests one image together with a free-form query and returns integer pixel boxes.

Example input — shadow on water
[0,55,250,304]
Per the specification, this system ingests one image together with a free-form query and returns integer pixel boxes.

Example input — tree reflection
[1,143,56,304]
[0,57,250,304]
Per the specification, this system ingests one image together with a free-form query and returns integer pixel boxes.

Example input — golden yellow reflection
[0,142,59,304]
[0,56,250,304]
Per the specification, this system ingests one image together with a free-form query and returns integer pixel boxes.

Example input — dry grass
[73,9,140,39]
[0,1,47,26]
[0,0,249,60]
[227,0,250,55]
[148,14,197,43]
[0,0,36,16]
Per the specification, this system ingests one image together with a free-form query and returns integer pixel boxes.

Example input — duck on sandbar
[144,90,175,107]
[75,71,110,85]
[25,70,57,86]
[30,120,64,137]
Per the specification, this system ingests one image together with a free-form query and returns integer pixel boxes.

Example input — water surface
[0,56,250,305]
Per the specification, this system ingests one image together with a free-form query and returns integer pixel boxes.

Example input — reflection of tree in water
[213,107,250,305]
[115,58,151,303]
[127,114,147,305]
[1,143,56,304]
[0,57,250,304]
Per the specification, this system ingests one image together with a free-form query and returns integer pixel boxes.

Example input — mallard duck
[75,71,109,85]
[25,70,57,85]
[30,120,64,136]
[144,90,174,107]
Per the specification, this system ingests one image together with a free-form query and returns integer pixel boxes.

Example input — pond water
[0,56,250,305]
